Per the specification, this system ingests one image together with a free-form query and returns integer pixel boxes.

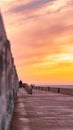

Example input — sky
[0,0,73,85]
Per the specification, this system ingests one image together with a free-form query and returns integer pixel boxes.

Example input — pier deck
[11,88,73,130]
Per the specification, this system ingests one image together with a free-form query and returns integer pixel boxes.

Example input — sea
[35,84,73,89]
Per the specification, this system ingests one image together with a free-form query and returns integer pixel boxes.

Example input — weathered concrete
[23,83,32,94]
[33,85,73,96]
[11,88,73,130]
[0,12,19,130]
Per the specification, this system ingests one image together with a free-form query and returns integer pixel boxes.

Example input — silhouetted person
[19,80,23,88]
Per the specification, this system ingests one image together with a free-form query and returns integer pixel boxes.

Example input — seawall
[32,85,73,96]
[0,12,19,130]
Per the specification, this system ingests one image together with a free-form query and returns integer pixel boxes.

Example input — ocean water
[49,85,73,89]
[36,84,73,89]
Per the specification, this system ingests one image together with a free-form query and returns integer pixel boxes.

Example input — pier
[11,87,73,130]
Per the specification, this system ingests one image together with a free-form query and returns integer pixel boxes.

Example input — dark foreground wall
[0,12,19,130]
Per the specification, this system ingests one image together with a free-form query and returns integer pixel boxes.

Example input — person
[19,80,23,88]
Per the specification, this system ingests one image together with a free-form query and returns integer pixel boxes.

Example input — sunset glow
[1,0,73,84]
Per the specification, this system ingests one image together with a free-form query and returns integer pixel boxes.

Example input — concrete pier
[11,88,73,130]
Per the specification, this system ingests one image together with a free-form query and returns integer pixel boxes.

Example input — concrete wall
[0,12,19,130]
[60,88,73,95]
[33,85,73,96]
[23,83,32,94]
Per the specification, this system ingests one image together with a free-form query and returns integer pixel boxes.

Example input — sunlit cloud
[1,0,73,84]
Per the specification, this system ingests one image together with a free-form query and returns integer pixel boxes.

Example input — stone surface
[0,12,19,130]
[11,88,73,130]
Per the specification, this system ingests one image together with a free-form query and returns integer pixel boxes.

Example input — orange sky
[1,0,73,85]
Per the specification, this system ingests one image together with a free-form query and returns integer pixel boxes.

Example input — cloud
[5,0,53,14]
[1,0,73,84]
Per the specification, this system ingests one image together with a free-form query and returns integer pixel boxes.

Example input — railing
[32,85,73,96]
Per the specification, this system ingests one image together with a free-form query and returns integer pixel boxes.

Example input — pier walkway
[11,88,73,130]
